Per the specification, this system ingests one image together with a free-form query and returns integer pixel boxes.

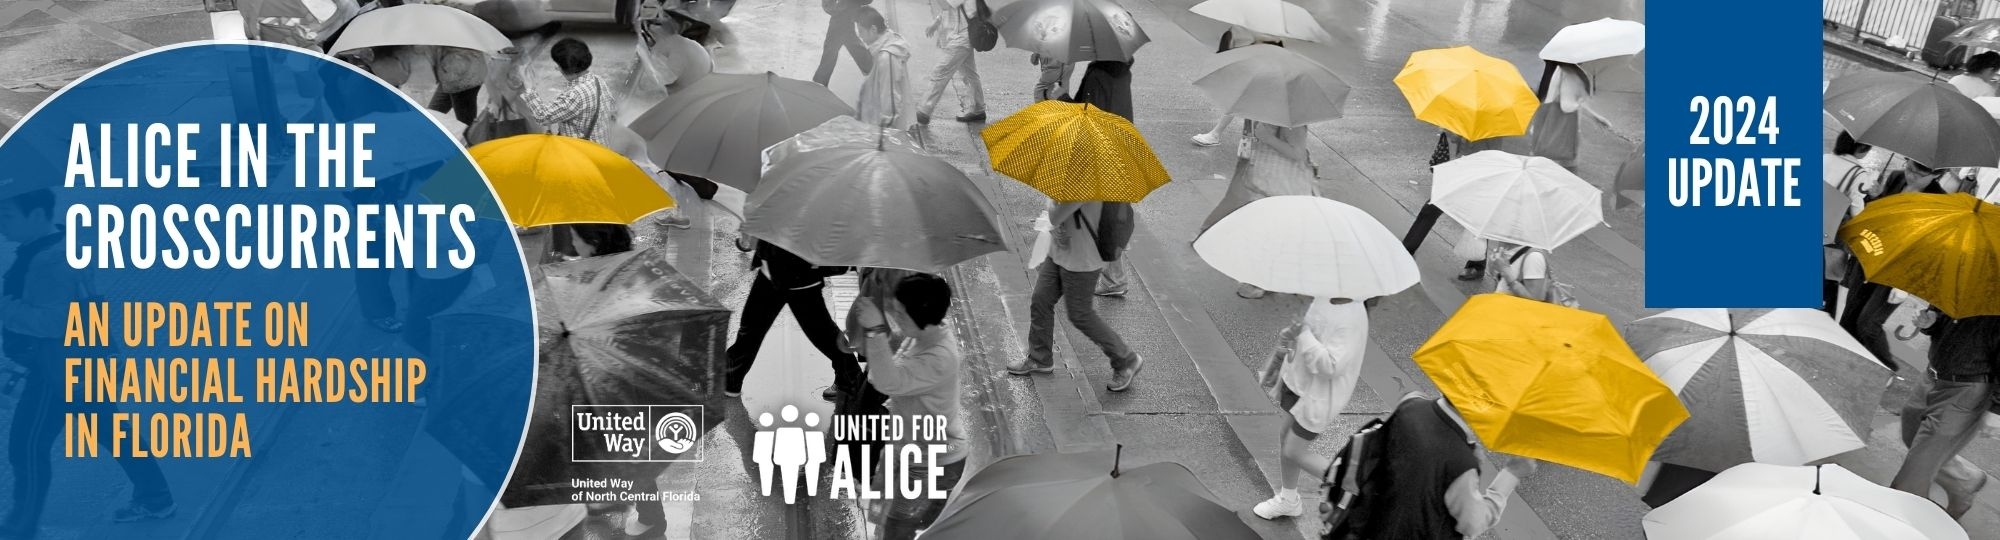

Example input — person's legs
[1192,114,1233,146]
[724,275,786,393]
[1891,378,1991,501]
[1823,279,1841,318]
[1403,203,1445,254]
[955,47,984,116]
[356,268,400,332]
[630,473,665,534]
[1096,255,1128,296]
[1019,263,1062,370]
[450,86,481,125]
[427,89,455,114]
[783,284,862,391]
[1852,286,1897,369]
[1839,281,1882,333]
[920,46,969,118]
[1059,268,1133,370]
[812,9,856,85]
[3,367,61,535]
[90,400,173,519]
[880,459,966,540]
[405,271,475,357]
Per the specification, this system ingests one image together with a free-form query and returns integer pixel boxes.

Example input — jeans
[4,345,173,535]
[1028,264,1135,369]
[427,85,481,125]
[921,43,984,116]
[879,459,967,540]
[723,276,861,391]
[1893,374,1991,498]
[813,7,873,86]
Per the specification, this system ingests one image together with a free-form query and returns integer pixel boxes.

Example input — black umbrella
[1825,71,2000,168]
[500,247,732,508]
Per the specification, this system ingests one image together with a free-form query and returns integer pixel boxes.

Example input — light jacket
[858,30,916,131]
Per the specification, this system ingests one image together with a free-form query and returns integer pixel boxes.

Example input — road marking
[37,3,161,53]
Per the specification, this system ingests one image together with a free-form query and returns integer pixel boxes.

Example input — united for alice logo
[752,405,953,504]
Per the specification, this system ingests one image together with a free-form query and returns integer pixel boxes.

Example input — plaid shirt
[525,73,611,142]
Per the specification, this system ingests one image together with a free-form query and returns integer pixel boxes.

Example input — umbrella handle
[1894,324,1919,341]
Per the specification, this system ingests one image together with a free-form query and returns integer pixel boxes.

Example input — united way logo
[753,405,827,504]
[572,405,705,462]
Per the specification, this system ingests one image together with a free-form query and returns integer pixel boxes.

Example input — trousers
[723,277,861,391]
[1027,264,1134,369]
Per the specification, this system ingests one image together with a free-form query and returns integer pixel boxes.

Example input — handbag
[963,0,998,52]
[1823,245,1848,282]
[1027,210,1053,269]
[466,97,535,146]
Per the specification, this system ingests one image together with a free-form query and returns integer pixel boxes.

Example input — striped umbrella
[1626,309,1892,473]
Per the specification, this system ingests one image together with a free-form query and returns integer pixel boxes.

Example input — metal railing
[1827,0,1944,51]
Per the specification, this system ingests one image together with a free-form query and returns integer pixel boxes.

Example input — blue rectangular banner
[1646,0,1824,307]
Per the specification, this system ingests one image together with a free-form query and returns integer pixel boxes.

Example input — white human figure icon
[773,405,808,504]
[753,412,776,496]
[803,412,826,496]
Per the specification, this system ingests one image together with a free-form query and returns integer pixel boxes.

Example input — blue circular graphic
[0,43,533,539]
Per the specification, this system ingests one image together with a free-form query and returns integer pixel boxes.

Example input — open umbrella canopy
[469,134,675,227]
[1194,196,1417,299]
[1189,0,1333,43]
[629,72,854,193]
[993,0,1150,63]
[1825,71,2000,168]
[1395,46,1540,142]
[923,448,1260,540]
[1192,44,1349,127]
[325,4,512,54]
[982,99,1170,203]
[426,287,535,488]
[1431,150,1603,250]
[504,247,730,507]
[745,124,1010,274]
[1625,309,1890,473]
[1838,192,2000,318]
[1415,293,1688,484]
[1644,463,1967,540]
[760,116,924,176]
[1539,18,1645,64]
[1945,18,2000,52]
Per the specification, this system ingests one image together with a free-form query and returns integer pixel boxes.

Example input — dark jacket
[1923,312,2000,379]
[1071,60,1134,122]
[750,240,848,291]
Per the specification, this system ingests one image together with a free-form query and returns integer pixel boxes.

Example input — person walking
[854,7,917,132]
[1008,201,1145,391]
[1526,62,1593,171]
[724,239,861,402]
[0,190,176,538]
[1190,30,1269,146]
[1840,158,1950,371]
[499,38,614,259]
[1492,241,1550,303]
[1032,53,1074,102]
[1893,310,2000,518]
[1324,393,1536,540]
[1069,59,1137,297]
[1200,118,1318,299]
[852,274,968,540]
[428,46,489,125]
[1949,51,2000,99]
[1251,297,1367,520]
[915,0,986,125]
[813,0,876,86]
[1823,131,1872,316]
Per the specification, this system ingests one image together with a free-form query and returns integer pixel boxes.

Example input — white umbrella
[1192,44,1350,127]
[326,4,513,55]
[1624,309,1890,473]
[1431,150,1603,250]
[1193,196,1418,299]
[1539,18,1646,64]
[1644,463,1967,540]
[1188,0,1334,43]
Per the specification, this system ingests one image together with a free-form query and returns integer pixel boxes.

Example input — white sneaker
[1253,489,1303,519]
[1191,132,1222,147]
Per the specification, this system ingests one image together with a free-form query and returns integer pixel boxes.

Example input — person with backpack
[724,239,862,402]
[1251,296,1367,520]
[1200,117,1319,299]
[1008,201,1145,392]
[915,0,988,125]
[1068,59,1137,297]
[1320,393,1537,539]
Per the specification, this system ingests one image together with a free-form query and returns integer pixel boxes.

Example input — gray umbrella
[1825,71,2000,168]
[992,0,1150,63]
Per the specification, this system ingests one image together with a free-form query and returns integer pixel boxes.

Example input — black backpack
[1076,203,1134,262]
[964,0,998,52]
[1318,413,1394,538]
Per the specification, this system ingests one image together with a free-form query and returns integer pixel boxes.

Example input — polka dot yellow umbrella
[468,134,676,227]
[981,100,1171,203]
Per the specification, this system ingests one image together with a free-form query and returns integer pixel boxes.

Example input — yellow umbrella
[468,134,675,227]
[981,100,1171,203]
[1414,293,1687,484]
[1393,46,1540,142]
[1838,192,2000,318]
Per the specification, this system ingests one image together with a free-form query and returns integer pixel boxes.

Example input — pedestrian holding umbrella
[1838,192,2000,318]
[981,99,1171,203]
[922,446,1261,539]
[324,4,513,55]
[1431,150,1604,251]
[1536,18,1644,97]
[1188,0,1333,43]
[1825,71,2000,169]
[1191,44,1349,127]
[1643,463,1967,540]
[1394,46,1540,254]
[468,134,677,227]
[1624,309,1890,478]
[628,72,855,192]
[745,120,1010,274]
[1414,293,1689,484]
[991,0,1150,63]
[1194,196,1418,299]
